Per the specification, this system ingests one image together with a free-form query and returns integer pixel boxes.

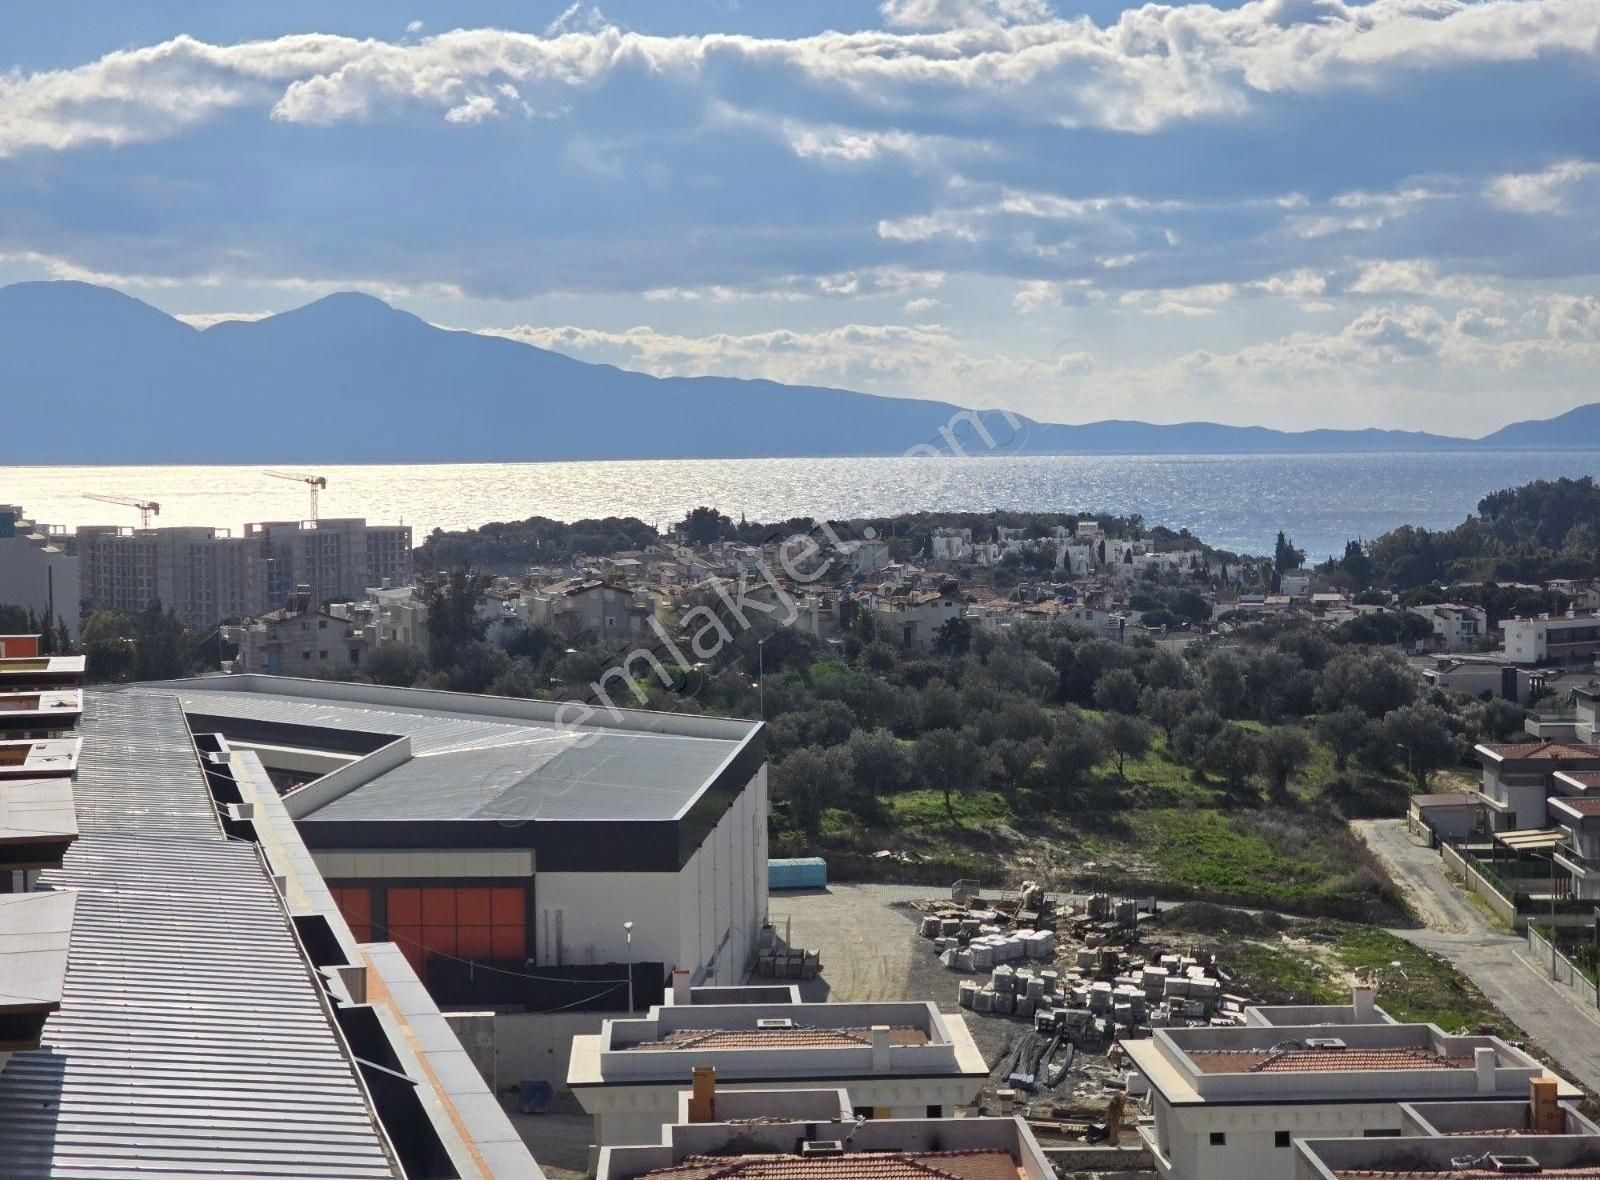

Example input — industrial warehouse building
[116,674,769,1084]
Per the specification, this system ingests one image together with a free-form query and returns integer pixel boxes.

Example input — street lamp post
[756,635,769,720]
[623,920,635,1014]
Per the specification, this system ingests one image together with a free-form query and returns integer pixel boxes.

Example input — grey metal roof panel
[0,834,394,1179]
[145,687,743,823]
[308,731,738,822]
[71,693,219,838]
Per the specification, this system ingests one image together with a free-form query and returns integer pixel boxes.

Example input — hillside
[1,280,1594,462]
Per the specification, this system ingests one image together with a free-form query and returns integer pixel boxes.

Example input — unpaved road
[768,883,934,1003]
[1355,818,1600,1093]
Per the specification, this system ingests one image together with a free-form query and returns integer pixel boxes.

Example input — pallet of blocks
[756,948,821,979]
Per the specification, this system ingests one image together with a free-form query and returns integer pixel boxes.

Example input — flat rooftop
[1298,1134,1600,1179]
[119,676,761,824]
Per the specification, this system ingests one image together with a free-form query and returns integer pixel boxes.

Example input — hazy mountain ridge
[0,280,1593,463]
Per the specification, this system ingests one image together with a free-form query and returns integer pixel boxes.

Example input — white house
[1411,603,1488,652]
[597,1085,1053,1180]
[1121,1019,1576,1180]
[1504,612,1600,666]
[570,999,988,1148]
[0,507,79,641]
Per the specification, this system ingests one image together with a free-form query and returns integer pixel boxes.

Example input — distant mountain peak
[0,278,1594,463]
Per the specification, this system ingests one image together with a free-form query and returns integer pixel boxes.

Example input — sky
[1,0,1597,433]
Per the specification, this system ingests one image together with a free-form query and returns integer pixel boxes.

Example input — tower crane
[263,470,329,521]
[84,493,160,528]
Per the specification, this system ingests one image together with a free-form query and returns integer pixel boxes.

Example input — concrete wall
[497,1009,611,1089]
[1164,1100,1407,1180]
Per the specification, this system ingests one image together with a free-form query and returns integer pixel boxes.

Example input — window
[318,650,328,659]
[1275,1132,1291,1149]
[301,650,311,660]
[1363,1129,1401,1138]
[926,1105,942,1119]
[319,619,328,630]
[1209,1133,1226,1147]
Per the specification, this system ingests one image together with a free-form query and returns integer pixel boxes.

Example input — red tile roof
[1481,741,1600,761]
[1560,772,1600,788]
[625,1027,929,1051]
[1187,1048,1469,1074]
[1336,1170,1600,1179]
[636,1151,1023,1180]
[1557,797,1600,815]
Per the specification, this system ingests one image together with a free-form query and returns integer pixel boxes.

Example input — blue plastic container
[768,857,827,890]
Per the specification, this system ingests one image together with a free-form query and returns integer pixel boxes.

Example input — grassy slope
[785,721,1415,917]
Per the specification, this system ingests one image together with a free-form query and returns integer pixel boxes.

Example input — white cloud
[1547,294,1600,341]
[0,0,1592,156]
[405,20,424,35]
[904,296,944,314]
[1485,159,1600,214]
[879,0,1055,30]
[1346,259,1504,303]
[172,310,276,328]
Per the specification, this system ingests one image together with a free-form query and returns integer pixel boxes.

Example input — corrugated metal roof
[71,692,219,838]
[0,835,394,1178]
[140,687,741,823]
[0,693,397,1179]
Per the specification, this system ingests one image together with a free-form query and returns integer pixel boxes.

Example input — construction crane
[263,470,329,521]
[84,493,160,528]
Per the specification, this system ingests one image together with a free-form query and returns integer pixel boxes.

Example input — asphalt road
[1354,818,1600,1093]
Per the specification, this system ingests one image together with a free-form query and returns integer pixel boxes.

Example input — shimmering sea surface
[7,451,1599,560]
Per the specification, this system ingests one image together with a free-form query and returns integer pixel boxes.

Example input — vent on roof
[756,1017,795,1030]
[1487,1156,1542,1174]
[800,1141,844,1156]
[1304,1037,1347,1050]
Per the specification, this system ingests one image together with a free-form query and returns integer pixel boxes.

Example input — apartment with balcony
[570,999,989,1148]
[1120,1021,1577,1180]
[1504,611,1600,666]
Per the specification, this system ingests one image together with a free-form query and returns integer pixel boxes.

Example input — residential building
[1473,741,1600,831]
[1420,657,1539,704]
[0,507,79,640]
[1294,1132,1600,1180]
[1244,986,1395,1027]
[1279,572,1312,598]
[597,1084,1053,1180]
[77,516,412,628]
[1411,602,1488,652]
[930,528,971,562]
[871,588,965,650]
[1121,1019,1576,1180]
[569,999,988,1148]
[1504,611,1600,666]
[118,674,767,1087]
[233,587,372,676]
[0,676,544,1178]
[528,577,655,640]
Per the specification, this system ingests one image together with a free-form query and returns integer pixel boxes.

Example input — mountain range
[1,280,1595,463]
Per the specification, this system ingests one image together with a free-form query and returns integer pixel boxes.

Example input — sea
[7,451,1600,562]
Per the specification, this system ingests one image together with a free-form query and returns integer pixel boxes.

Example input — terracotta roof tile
[1335,1170,1600,1179]
[1187,1048,1468,1074]
[1482,742,1600,761]
[636,1151,1023,1180]
[625,1027,929,1051]
[1557,797,1600,815]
